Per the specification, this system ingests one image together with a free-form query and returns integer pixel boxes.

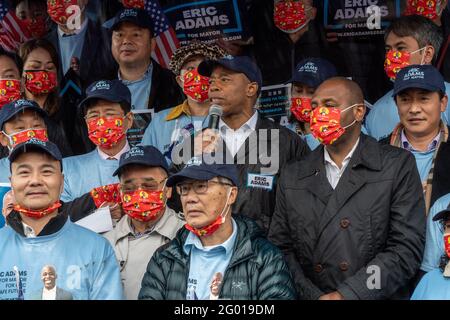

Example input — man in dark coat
[169,55,309,233]
[269,77,426,300]
[109,8,183,112]
[139,161,296,300]
[46,0,117,87]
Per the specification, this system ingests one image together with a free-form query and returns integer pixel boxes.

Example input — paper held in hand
[75,206,113,233]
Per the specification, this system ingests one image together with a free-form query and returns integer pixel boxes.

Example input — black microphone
[208,105,223,130]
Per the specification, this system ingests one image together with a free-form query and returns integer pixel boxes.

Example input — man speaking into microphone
[172,55,309,234]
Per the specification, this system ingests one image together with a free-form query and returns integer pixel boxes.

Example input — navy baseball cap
[393,65,446,97]
[198,55,263,94]
[433,203,450,222]
[109,8,154,34]
[0,99,48,130]
[78,80,132,114]
[289,58,338,88]
[113,145,169,177]
[9,139,62,170]
[166,157,239,187]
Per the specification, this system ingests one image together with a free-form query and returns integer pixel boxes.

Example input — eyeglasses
[176,180,232,196]
[121,178,167,193]
[84,112,125,121]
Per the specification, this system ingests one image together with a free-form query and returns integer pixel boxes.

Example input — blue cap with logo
[9,139,63,171]
[198,55,263,94]
[78,80,132,114]
[166,157,239,187]
[433,202,450,222]
[393,64,446,97]
[109,8,154,34]
[289,58,338,88]
[113,145,169,177]
[0,99,48,130]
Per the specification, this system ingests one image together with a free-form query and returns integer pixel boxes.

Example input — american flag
[0,0,30,52]
[145,0,179,68]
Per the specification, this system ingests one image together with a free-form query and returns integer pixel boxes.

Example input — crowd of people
[1,0,450,300]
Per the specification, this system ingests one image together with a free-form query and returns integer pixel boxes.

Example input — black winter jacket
[138,215,297,300]
[269,134,426,300]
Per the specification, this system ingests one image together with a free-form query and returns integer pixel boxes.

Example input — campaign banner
[127,110,154,147]
[323,0,403,39]
[163,0,249,45]
[257,83,291,119]
[0,183,11,229]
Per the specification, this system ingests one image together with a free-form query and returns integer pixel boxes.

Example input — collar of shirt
[118,62,153,85]
[324,137,360,173]
[400,130,440,152]
[116,207,179,241]
[9,210,68,238]
[42,286,57,299]
[57,18,89,37]
[22,221,36,238]
[165,100,191,121]
[183,218,238,256]
[219,111,258,135]
[97,140,130,160]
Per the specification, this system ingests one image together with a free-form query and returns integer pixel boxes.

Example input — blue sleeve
[361,124,369,135]
[410,275,428,300]
[61,168,73,202]
[90,240,124,300]
[443,83,450,125]
[140,117,157,147]
[421,197,449,272]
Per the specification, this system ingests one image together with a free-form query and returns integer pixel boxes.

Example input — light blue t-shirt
[61,149,119,202]
[140,106,209,164]
[183,219,238,300]
[285,122,320,150]
[0,219,123,300]
[411,269,450,300]
[421,193,450,272]
[120,64,153,110]
[57,20,89,75]
[0,158,10,229]
[364,82,450,141]
[0,157,9,184]
[411,150,434,182]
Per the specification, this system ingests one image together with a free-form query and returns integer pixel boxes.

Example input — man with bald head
[269,77,426,300]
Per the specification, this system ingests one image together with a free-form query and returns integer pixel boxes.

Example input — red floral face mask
[384,48,425,81]
[444,233,450,258]
[24,70,57,95]
[121,189,166,222]
[122,0,145,9]
[14,201,61,219]
[25,16,50,39]
[90,183,121,208]
[4,129,48,150]
[47,0,79,25]
[184,189,232,237]
[0,80,21,108]
[290,97,312,123]
[310,105,357,145]
[404,0,443,20]
[183,68,210,103]
[87,117,126,149]
[274,0,309,33]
